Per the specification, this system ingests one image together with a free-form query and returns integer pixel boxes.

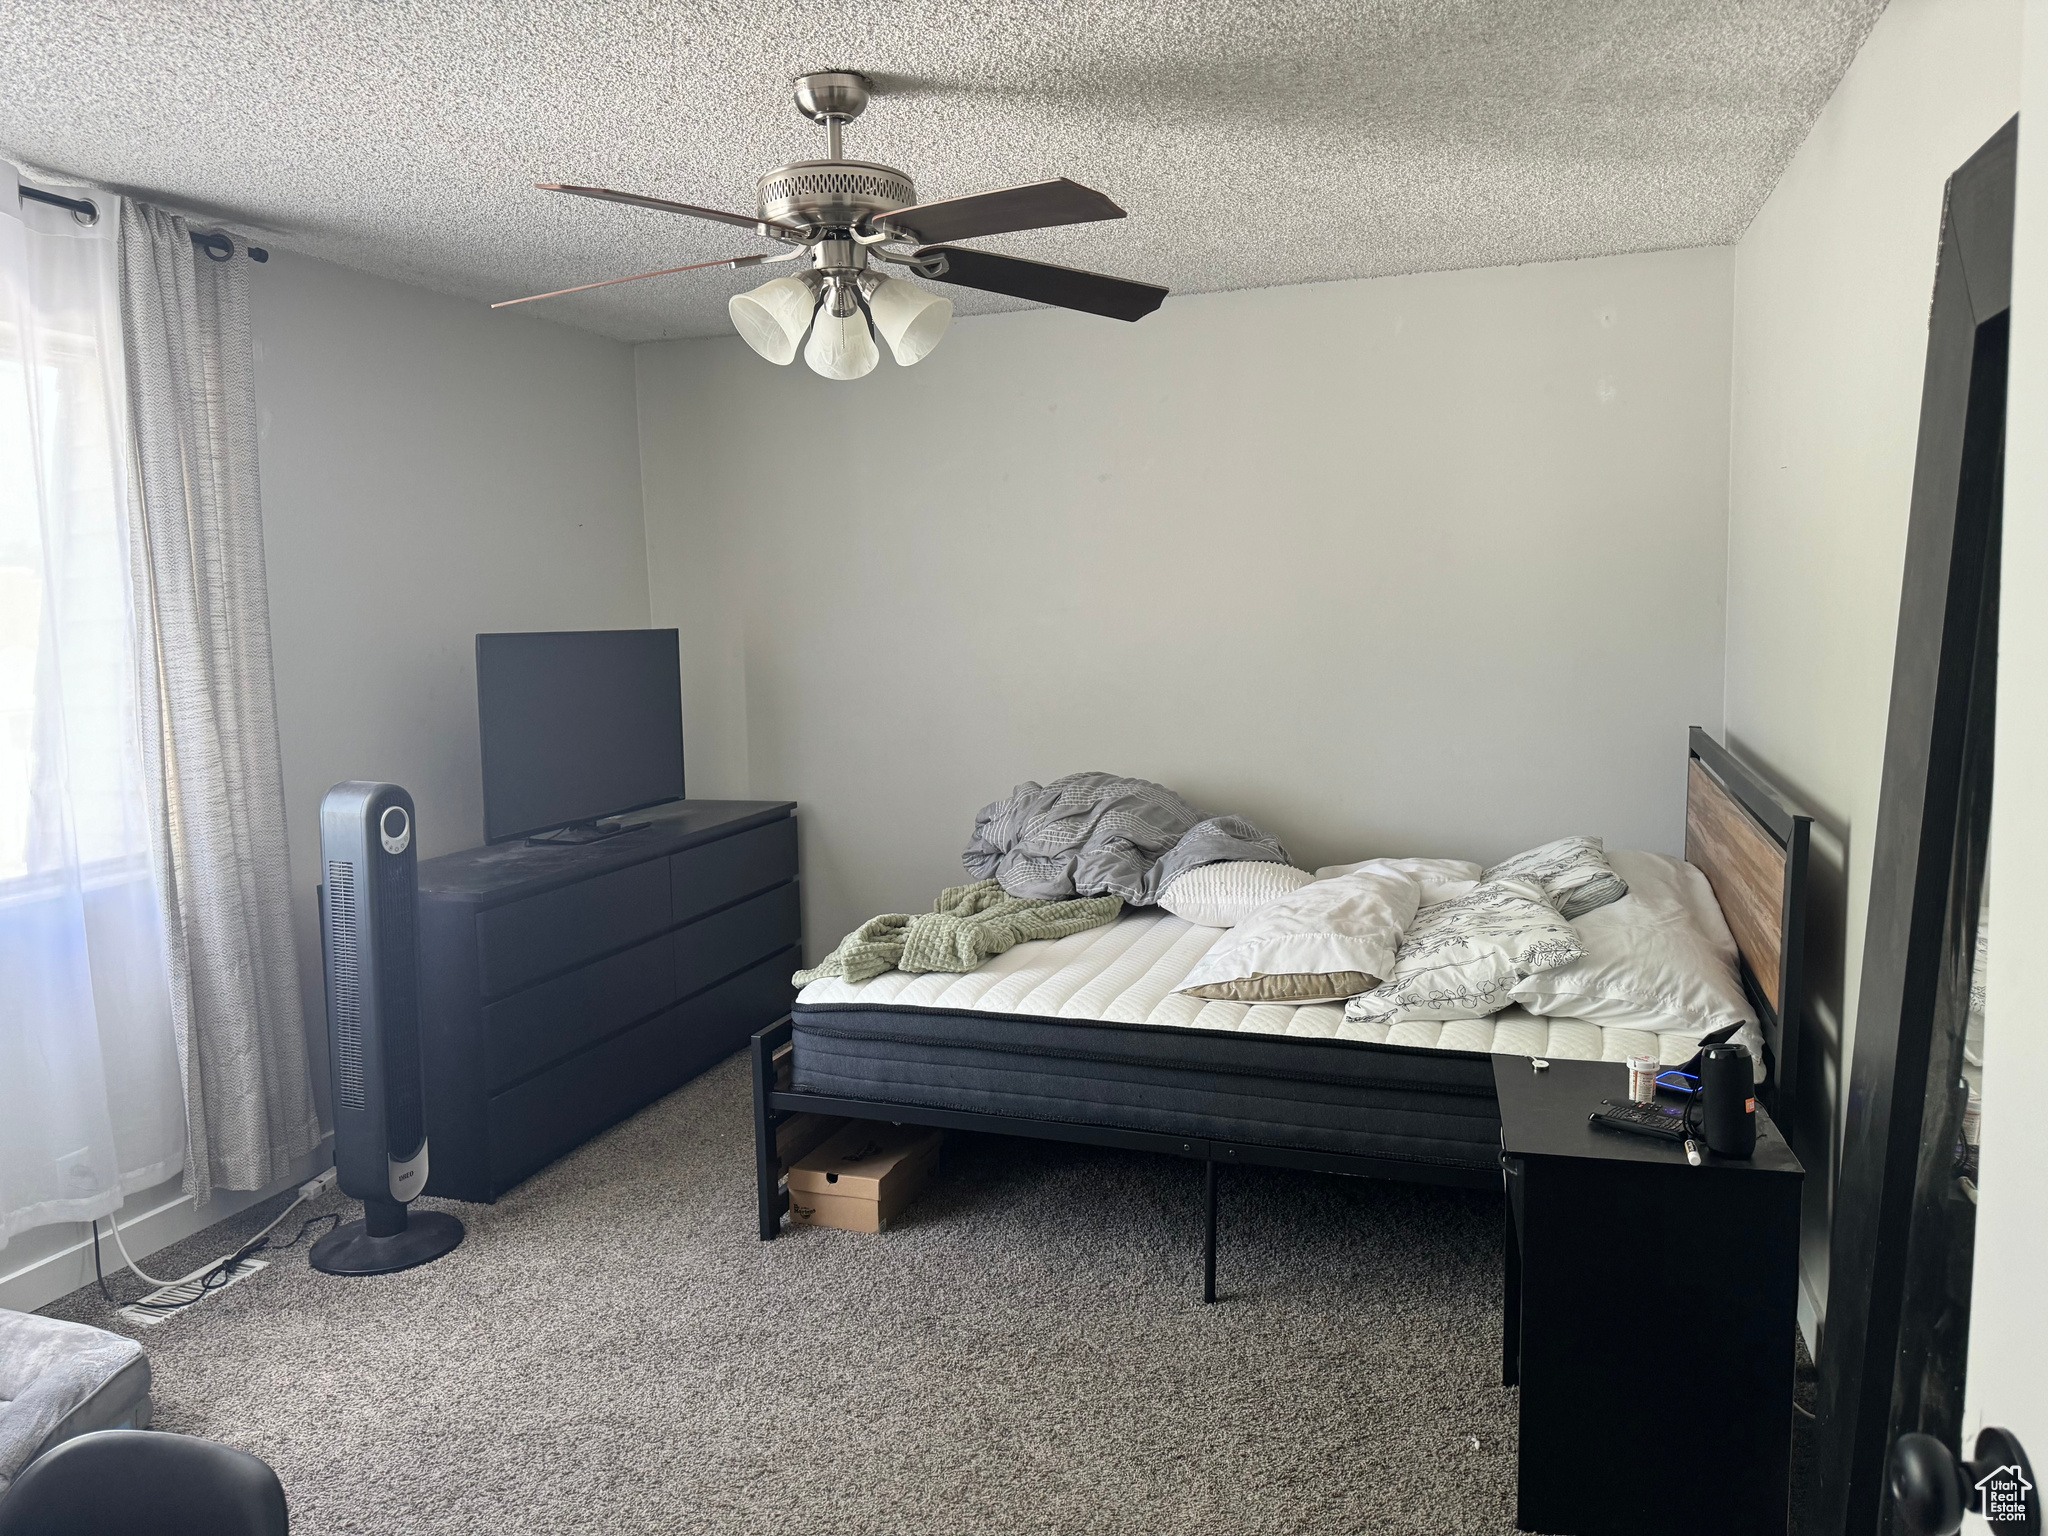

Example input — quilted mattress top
[795,907,1763,1071]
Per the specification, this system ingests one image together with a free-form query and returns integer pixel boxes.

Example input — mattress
[792,908,1733,1176]
[794,907,1744,1068]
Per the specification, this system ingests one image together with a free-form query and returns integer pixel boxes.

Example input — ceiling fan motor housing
[757,160,915,231]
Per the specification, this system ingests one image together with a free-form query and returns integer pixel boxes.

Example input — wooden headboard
[1683,727,1813,1118]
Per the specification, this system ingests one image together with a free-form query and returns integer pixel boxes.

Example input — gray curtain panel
[118,202,320,1206]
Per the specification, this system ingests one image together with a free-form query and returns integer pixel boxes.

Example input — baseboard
[0,1138,333,1316]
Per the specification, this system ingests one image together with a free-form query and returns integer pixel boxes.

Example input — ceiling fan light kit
[803,276,882,380]
[728,274,819,365]
[864,274,953,366]
[501,70,1168,380]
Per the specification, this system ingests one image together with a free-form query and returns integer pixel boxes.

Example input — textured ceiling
[2,1,1884,342]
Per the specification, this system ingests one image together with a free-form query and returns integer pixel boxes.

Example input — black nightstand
[1495,1056,1804,1536]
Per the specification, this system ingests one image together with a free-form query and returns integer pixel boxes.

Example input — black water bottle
[1700,1042,1757,1157]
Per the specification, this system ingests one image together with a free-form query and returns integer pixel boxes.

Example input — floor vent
[118,1255,268,1328]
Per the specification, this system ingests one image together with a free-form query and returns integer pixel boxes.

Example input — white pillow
[1176,867,1422,1003]
[1510,849,1758,1046]
[1344,877,1584,1025]
[1313,856,1483,905]
[1482,836,1628,920]
[1156,861,1317,928]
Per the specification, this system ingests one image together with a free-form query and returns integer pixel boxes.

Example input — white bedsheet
[795,908,1764,1069]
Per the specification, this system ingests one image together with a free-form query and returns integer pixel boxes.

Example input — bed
[750,729,1813,1291]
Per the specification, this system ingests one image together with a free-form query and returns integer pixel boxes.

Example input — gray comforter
[963,772,1289,904]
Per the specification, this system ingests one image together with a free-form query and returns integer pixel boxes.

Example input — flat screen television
[476,629,684,844]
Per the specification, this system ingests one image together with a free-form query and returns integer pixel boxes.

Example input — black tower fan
[311,782,465,1275]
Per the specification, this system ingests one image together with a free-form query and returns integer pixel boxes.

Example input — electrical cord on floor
[86,1168,344,1321]
[209,1210,343,1280]
[267,1213,341,1253]
[89,1220,118,1306]
[200,1196,305,1284]
[104,1208,184,1287]
[98,1189,332,1319]
[90,1216,195,1319]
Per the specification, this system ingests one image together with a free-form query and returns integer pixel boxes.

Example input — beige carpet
[47,1052,1537,1534]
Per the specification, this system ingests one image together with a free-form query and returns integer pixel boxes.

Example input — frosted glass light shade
[804,306,880,380]
[729,277,816,365]
[865,277,952,366]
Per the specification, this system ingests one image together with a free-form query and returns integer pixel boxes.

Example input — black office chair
[0,1429,287,1535]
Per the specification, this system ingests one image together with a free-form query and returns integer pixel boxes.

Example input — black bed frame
[752,731,1814,1301]
[750,1023,1498,1300]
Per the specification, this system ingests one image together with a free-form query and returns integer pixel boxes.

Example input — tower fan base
[310,1209,465,1276]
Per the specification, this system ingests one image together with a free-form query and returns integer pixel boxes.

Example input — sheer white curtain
[0,169,185,1247]
[120,202,321,1204]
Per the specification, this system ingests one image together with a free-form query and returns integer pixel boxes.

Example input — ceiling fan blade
[877,178,1126,244]
[491,252,770,309]
[915,245,1167,322]
[538,184,801,233]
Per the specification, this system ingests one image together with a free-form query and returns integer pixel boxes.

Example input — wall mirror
[1812,116,2013,1536]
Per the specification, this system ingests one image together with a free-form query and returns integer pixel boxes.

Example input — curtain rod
[20,184,96,219]
[17,184,269,262]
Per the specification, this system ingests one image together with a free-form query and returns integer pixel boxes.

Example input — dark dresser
[417,800,799,1202]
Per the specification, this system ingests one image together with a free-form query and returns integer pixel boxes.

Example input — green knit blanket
[794,879,1124,986]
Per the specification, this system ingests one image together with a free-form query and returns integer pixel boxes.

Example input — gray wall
[637,246,1735,959]
[1722,0,2023,1337]
[251,249,649,1116]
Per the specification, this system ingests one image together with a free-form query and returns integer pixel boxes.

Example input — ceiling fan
[495,71,1169,379]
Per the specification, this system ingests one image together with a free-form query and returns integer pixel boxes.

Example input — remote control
[1590,1099,1692,1143]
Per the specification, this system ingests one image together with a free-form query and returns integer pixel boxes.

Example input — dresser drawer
[671,815,797,924]
[486,1006,687,1192]
[485,944,799,1193]
[674,944,800,1063]
[477,857,670,998]
[483,930,677,1092]
[675,882,801,999]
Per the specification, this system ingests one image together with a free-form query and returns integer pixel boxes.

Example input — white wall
[252,249,648,1099]
[3,250,648,1313]
[1721,0,2023,1339]
[639,247,1735,958]
[1965,0,2048,1466]
[255,247,648,877]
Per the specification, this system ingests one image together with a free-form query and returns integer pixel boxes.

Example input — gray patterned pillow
[1344,877,1585,1025]
[1482,836,1628,920]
